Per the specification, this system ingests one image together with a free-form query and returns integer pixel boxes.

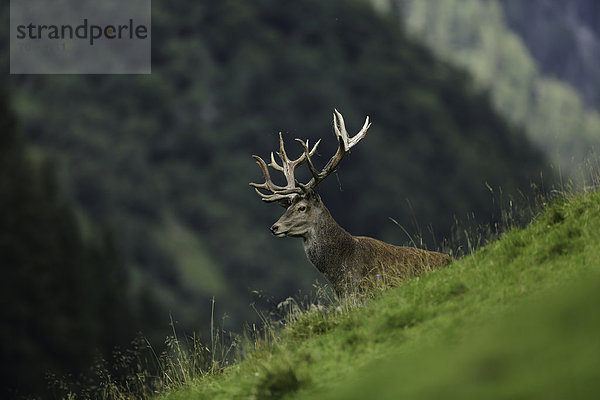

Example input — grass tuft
[255,362,308,400]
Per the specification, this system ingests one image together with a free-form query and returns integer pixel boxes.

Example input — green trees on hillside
[0,89,136,398]
[392,0,600,175]
[500,0,600,110]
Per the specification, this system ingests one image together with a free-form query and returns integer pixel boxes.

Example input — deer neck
[302,204,356,281]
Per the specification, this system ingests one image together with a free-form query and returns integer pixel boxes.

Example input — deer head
[250,109,371,238]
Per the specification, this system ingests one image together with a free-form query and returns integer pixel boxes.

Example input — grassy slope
[163,190,600,399]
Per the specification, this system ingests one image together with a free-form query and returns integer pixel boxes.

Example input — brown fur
[272,190,452,297]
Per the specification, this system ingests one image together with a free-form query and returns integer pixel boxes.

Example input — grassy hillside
[159,187,600,400]
[326,261,600,399]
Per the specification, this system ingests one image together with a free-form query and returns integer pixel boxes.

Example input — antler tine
[252,188,299,203]
[249,155,288,192]
[274,132,308,190]
[249,133,307,203]
[295,138,322,184]
[299,109,371,189]
[269,152,284,172]
[333,109,371,151]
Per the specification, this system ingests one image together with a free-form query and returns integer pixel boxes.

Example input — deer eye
[297,205,306,212]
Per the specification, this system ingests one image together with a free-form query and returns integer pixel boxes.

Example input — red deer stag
[250,110,452,296]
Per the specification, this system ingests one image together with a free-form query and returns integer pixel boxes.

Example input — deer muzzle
[270,223,287,237]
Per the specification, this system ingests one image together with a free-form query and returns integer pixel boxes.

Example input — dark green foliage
[256,365,306,400]
[383,305,423,329]
[440,281,469,300]
[545,200,566,226]
[0,89,135,399]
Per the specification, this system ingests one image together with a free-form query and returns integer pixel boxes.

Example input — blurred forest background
[1,0,598,398]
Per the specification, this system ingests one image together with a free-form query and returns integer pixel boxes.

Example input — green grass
[325,269,600,400]
[155,189,600,400]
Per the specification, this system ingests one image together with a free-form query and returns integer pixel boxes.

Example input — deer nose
[270,224,280,235]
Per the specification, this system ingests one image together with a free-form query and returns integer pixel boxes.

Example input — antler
[250,109,370,202]
[250,132,319,203]
[296,109,371,189]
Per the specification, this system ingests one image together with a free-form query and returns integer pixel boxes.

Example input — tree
[0,88,135,399]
